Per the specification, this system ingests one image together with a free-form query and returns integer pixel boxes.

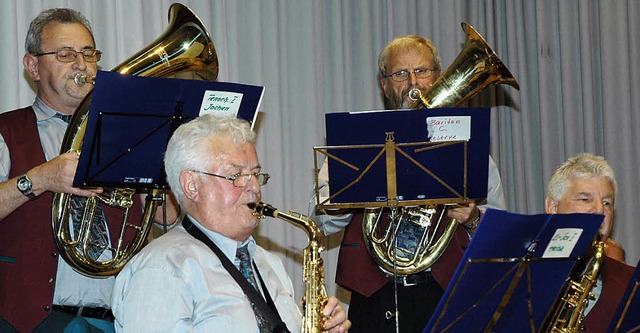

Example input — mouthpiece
[247,201,277,218]
[73,73,95,86]
[409,88,423,101]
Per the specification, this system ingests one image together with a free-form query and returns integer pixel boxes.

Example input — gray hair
[378,35,442,78]
[25,8,94,54]
[546,153,617,202]
[164,115,256,204]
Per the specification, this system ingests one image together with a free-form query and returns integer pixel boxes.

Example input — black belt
[52,305,114,321]
[392,271,434,287]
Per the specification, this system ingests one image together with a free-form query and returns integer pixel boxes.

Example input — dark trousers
[348,275,444,333]
[33,311,110,333]
[33,311,78,333]
[0,317,18,333]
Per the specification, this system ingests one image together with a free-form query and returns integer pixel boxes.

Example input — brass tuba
[363,22,519,275]
[51,3,218,276]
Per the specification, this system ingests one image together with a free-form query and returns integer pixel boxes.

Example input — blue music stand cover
[322,107,489,207]
[423,209,602,333]
[74,70,264,189]
[607,258,640,333]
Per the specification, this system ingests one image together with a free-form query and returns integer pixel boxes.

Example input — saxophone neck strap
[183,217,290,333]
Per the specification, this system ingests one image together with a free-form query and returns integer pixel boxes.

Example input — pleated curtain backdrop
[2,0,639,308]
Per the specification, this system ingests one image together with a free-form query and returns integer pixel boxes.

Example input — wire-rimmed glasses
[34,48,102,63]
[192,170,270,187]
[383,68,435,82]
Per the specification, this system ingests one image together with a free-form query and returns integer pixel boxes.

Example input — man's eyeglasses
[192,170,270,188]
[383,68,435,82]
[34,49,102,63]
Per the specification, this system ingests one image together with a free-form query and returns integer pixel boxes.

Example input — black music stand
[74,70,264,190]
[607,258,640,333]
[314,107,490,209]
[422,209,603,333]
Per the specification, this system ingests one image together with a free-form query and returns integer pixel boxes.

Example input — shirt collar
[32,96,69,123]
[186,214,257,262]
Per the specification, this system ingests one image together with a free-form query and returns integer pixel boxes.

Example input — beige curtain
[2,0,638,307]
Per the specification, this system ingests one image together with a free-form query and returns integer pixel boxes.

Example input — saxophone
[541,239,606,333]
[249,202,329,333]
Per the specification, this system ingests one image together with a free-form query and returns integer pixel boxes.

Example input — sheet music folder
[74,70,264,189]
[423,209,603,333]
[607,258,640,333]
[317,107,489,209]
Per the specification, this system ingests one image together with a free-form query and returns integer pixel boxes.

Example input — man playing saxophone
[111,115,351,332]
[544,153,636,332]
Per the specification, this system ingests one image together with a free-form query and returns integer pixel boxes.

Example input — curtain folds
[2,0,638,306]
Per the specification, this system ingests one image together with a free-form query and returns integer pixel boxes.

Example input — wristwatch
[16,173,36,200]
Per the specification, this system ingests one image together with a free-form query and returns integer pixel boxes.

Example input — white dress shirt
[111,217,302,332]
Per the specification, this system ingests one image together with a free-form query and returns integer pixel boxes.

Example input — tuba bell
[51,3,218,276]
[363,22,519,275]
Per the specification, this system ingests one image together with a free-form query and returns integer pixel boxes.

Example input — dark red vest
[0,107,57,332]
[335,210,469,297]
[580,256,635,332]
[0,107,144,332]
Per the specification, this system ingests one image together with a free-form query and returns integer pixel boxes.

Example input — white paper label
[199,91,243,117]
[426,116,471,142]
[542,228,584,258]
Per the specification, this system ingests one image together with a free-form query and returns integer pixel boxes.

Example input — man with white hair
[544,153,635,332]
[112,115,351,332]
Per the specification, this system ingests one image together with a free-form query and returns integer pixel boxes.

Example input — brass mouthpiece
[409,88,423,101]
[74,73,95,86]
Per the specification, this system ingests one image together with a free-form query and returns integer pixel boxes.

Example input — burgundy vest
[579,256,635,332]
[0,107,144,332]
[335,210,469,297]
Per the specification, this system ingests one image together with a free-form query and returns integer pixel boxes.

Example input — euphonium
[51,3,218,276]
[541,239,606,333]
[363,22,520,276]
[249,202,329,333]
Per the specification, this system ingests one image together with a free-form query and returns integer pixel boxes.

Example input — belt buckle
[394,274,417,287]
[401,275,418,287]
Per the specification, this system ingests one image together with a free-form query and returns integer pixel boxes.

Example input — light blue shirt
[111,217,302,332]
[0,98,114,308]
